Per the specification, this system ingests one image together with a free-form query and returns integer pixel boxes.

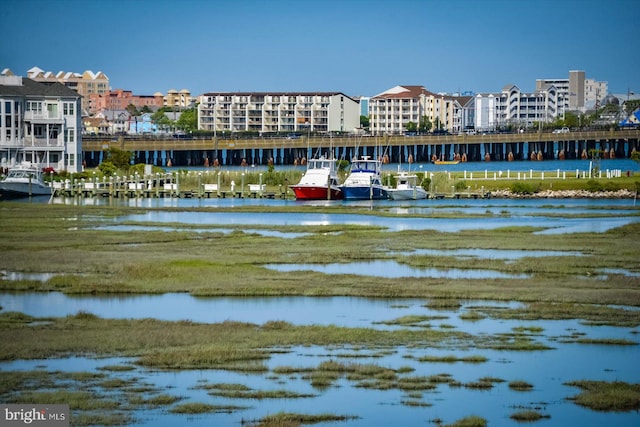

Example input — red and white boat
[290,157,343,200]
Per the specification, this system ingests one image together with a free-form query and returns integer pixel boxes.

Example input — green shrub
[511,182,537,194]
[585,179,603,192]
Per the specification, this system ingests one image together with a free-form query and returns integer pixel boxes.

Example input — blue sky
[1,0,638,98]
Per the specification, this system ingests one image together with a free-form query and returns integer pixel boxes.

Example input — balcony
[24,111,64,124]
[23,136,64,148]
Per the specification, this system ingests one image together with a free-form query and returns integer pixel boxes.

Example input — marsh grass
[376,314,448,327]
[565,380,640,411]
[509,410,550,422]
[418,355,487,364]
[401,399,432,407]
[508,380,534,391]
[440,415,487,427]
[169,402,249,414]
[72,412,132,426]
[245,412,359,427]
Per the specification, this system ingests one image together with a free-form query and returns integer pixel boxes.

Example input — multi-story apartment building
[197,92,360,134]
[0,75,82,172]
[368,85,468,135]
[536,70,607,113]
[165,89,194,109]
[20,66,109,114]
[474,84,559,131]
[88,89,164,114]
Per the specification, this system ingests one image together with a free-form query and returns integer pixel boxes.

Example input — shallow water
[113,206,639,234]
[265,260,530,279]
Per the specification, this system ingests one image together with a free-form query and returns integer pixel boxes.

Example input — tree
[126,104,139,117]
[418,116,432,133]
[360,115,370,129]
[176,108,197,133]
[405,121,417,132]
[102,147,133,170]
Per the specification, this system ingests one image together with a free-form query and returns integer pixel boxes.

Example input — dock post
[217,172,221,197]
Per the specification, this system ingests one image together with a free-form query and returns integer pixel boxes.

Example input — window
[47,103,58,119]
[63,102,75,116]
[27,101,43,114]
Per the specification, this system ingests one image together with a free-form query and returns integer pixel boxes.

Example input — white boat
[340,156,388,200]
[289,157,343,200]
[387,171,428,200]
[0,167,53,199]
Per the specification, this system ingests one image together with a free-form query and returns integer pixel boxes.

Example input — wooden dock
[52,179,286,200]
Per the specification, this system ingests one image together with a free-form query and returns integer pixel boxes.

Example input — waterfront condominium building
[473,84,559,131]
[0,75,82,172]
[197,92,360,134]
[368,85,469,135]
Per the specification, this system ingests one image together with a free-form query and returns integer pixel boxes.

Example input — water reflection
[265,260,530,279]
[0,270,58,282]
[393,248,585,260]
[115,209,639,234]
[95,225,310,238]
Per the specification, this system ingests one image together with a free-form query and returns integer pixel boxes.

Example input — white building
[197,92,360,134]
[0,75,82,172]
[474,84,559,131]
[536,70,607,113]
[368,85,469,135]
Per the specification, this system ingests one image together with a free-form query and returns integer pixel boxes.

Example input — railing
[81,129,640,152]
[24,111,64,123]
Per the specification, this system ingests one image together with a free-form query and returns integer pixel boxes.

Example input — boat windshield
[308,158,334,170]
[7,169,39,179]
[350,160,380,174]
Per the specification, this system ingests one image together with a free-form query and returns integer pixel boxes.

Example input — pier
[81,129,640,168]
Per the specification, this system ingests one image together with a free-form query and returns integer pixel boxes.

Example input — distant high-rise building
[536,70,607,113]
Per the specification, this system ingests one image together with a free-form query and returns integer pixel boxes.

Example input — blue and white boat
[340,156,388,200]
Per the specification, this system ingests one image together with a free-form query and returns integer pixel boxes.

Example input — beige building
[19,66,110,114]
[369,85,466,135]
[197,92,360,134]
[165,89,194,109]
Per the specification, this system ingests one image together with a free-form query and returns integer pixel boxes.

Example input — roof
[0,77,81,98]
[202,91,359,102]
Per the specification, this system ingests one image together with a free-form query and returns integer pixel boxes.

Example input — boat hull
[341,185,388,200]
[387,189,428,200]
[433,161,460,165]
[0,182,52,199]
[290,185,343,200]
